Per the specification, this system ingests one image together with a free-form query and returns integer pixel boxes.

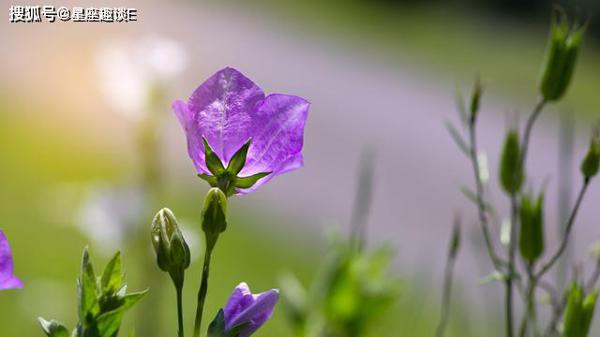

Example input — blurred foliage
[280,237,401,337]
[225,0,600,118]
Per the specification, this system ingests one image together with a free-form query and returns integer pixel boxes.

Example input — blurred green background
[1,0,600,336]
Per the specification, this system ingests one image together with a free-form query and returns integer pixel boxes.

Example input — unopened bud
[151,208,191,280]
[499,130,523,195]
[519,193,545,262]
[581,129,600,182]
[538,12,586,102]
[201,188,228,248]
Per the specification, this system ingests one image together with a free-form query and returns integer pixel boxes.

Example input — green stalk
[193,240,216,337]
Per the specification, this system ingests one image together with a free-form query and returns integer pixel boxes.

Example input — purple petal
[223,282,254,324]
[173,100,207,173]
[0,230,22,290]
[187,67,265,162]
[237,94,309,192]
[226,287,279,336]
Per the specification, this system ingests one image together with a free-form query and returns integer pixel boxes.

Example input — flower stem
[193,241,215,337]
[535,180,589,279]
[505,196,518,337]
[176,284,185,337]
[521,99,546,167]
[434,242,458,337]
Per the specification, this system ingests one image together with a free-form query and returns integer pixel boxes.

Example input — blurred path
[2,1,600,291]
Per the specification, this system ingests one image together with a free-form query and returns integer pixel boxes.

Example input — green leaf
[227,138,252,175]
[95,290,147,337]
[207,309,225,337]
[203,137,226,176]
[235,172,271,189]
[198,173,218,187]
[445,121,469,156]
[78,248,100,325]
[39,318,70,337]
[101,252,122,295]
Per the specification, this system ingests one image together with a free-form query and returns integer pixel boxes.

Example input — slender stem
[505,196,518,337]
[519,265,538,337]
[435,250,457,337]
[468,123,506,269]
[521,99,546,168]
[193,242,215,337]
[177,285,185,337]
[536,180,589,279]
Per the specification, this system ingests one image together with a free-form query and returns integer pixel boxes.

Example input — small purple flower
[0,230,22,290]
[172,67,309,194]
[223,282,279,337]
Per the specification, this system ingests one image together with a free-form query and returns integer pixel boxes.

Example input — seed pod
[499,130,523,195]
[538,13,586,102]
[519,193,544,262]
[563,283,584,337]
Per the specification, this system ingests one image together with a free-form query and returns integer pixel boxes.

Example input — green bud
[581,291,598,337]
[519,193,545,262]
[499,130,523,195]
[563,283,598,337]
[564,283,584,337]
[581,132,600,181]
[151,208,191,278]
[201,188,228,247]
[449,218,461,259]
[539,12,586,102]
[469,77,483,123]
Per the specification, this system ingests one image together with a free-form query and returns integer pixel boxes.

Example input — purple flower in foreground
[223,282,279,337]
[173,67,309,194]
[0,230,22,290]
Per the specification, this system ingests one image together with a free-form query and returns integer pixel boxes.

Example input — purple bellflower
[173,67,309,195]
[223,282,279,337]
[0,230,22,290]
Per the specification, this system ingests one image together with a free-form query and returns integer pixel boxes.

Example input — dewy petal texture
[173,67,309,193]
[0,230,23,290]
[223,282,279,337]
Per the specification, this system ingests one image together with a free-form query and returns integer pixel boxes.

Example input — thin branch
[468,122,507,269]
[536,180,590,279]
[521,99,547,168]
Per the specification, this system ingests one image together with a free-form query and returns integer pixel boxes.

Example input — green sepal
[203,137,226,176]
[498,130,523,195]
[227,138,252,175]
[101,252,122,296]
[519,193,545,262]
[38,318,70,337]
[198,173,219,187]
[207,309,226,337]
[78,248,100,326]
[235,172,271,189]
[225,323,250,337]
